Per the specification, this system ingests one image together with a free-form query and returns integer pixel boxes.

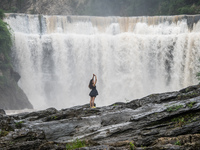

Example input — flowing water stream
[5,14,200,109]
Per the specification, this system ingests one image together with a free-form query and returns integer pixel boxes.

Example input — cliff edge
[0,11,33,110]
[0,84,200,149]
[0,53,33,110]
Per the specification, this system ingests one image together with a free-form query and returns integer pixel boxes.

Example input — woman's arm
[93,74,97,85]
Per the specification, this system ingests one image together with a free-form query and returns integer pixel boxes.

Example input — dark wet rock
[22,107,58,120]
[0,55,33,110]
[10,69,20,82]
[1,84,200,149]
[0,109,5,115]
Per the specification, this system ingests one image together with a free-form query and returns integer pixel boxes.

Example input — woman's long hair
[89,79,93,89]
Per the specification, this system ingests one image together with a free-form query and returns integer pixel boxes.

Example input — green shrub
[175,140,181,145]
[197,72,200,82]
[66,139,86,150]
[172,117,185,127]
[0,11,12,63]
[178,6,195,14]
[0,9,5,19]
[130,142,135,150]
[167,105,183,112]
[51,115,58,120]
[186,102,196,108]
[0,63,11,70]
[0,130,9,137]
[15,121,24,128]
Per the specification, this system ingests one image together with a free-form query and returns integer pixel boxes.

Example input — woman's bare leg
[92,97,95,107]
[90,97,93,108]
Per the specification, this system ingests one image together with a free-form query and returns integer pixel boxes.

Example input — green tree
[197,72,200,82]
[0,9,12,63]
[77,0,200,16]
[0,9,5,19]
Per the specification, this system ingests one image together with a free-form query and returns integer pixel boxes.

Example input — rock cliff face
[0,53,33,110]
[0,84,200,149]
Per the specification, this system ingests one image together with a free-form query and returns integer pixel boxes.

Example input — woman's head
[89,79,93,89]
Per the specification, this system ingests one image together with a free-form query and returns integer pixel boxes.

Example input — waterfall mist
[5,14,200,109]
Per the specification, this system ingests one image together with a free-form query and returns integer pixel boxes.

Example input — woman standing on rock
[89,74,98,108]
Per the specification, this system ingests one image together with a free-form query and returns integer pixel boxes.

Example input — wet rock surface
[0,109,5,115]
[0,53,33,110]
[1,84,200,150]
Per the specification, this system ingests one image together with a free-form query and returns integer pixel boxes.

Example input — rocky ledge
[1,84,200,150]
[0,53,33,110]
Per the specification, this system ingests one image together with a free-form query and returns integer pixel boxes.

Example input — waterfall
[5,13,200,109]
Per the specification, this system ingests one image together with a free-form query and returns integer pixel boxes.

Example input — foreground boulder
[1,84,200,150]
[0,109,5,115]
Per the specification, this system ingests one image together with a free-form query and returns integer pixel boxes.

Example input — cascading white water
[4,14,200,109]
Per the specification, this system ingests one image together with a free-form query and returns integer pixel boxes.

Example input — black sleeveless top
[89,85,98,97]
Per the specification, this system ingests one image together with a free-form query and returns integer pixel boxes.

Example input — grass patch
[171,117,185,127]
[167,105,183,112]
[148,110,200,128]
[0,130,9,137]
[66,139,86,150]
[177,92,200,100]
[51,115,58,120]
[171,112,199,127]
[112,104,118,107]
[130,142,135,150]
[175,140,181,146]
[186,102,196,108]
[15,121,24,129]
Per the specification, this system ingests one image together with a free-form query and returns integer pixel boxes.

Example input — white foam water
[5,109,35,115]
[4,14,200,109]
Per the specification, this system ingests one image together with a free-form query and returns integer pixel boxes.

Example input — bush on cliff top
[78,0,200,16]
[0,9,5,19]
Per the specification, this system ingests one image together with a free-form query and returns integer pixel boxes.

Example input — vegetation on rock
[0,130,9,137]
[129,142,135,150]
[0,9,33,110]
[78,0,200,16]
[66,139,86,150]
[0,9,12,86]
[0,9,12,63]
[197,71,200,82]
[0,84,200,149]
[167,104,183,112]
[1,0,200,16]
[15,121,24,129]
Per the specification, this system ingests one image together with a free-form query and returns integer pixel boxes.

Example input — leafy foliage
[172,117,185,127]
[0,9,12,63]
[15,121,24,129]
[175,140,181,145]
[0,130,9,137]
[197,72,200,82]
[0,9,5,19]
[186,101,196,108]
[77,0,200,16]
[66,139,86,150]
[1,0,200,16]
[130,142,135,150]
[167,105,183,112]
